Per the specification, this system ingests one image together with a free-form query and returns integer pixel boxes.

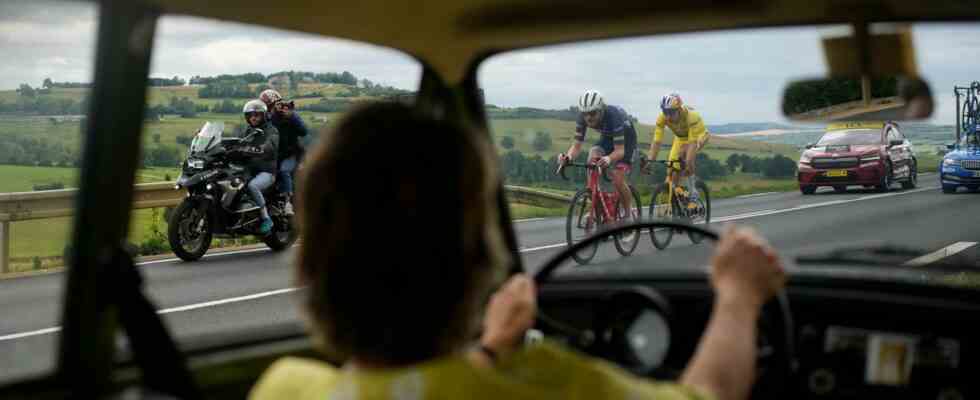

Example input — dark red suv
[797,121,918,194]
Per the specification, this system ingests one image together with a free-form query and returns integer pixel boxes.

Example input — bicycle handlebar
[555,160,612,182]
[639,156,686,174]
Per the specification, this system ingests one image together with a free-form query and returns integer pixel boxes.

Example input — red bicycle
[557,158,642,265]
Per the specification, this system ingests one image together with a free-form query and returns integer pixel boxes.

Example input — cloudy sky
[2,0,978,124]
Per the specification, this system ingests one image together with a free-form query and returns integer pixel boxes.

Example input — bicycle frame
[653,159,693,218]
[558,159,622,227]
[586,162,620,226]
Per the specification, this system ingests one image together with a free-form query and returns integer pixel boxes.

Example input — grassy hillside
[487,118,800,161]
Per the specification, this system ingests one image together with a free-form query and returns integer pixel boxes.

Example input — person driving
[249,102,785,400]
[237,100,279,234]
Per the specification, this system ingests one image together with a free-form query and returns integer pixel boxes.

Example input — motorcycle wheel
[168,199,213,261]
[263,215,298,251]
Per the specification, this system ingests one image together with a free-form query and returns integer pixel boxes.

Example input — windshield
[816,130,880,146]
[189,121,223,154]
[0,8,421,383]
[478,22,980,286]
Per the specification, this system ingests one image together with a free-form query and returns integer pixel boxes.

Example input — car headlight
[799,154,811,164]
[944,158,961,167]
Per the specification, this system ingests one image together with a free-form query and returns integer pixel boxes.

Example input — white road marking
[157,287,300,314]
[903,242,978,267]
[0,327,61,341]
[736,192,779,199]
[513,218,546,223]
[0,287,300,342]
[137,247,274,266]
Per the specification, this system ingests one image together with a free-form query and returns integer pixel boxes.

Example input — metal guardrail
[0,182,570,273]
[0,182,184,273]
[504,185,571,209]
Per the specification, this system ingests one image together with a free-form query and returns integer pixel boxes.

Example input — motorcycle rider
[260,89,309,216]
[236,99,280,234]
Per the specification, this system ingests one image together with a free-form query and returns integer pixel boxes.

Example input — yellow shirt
[653,108,707,143]
[250,341,714,400]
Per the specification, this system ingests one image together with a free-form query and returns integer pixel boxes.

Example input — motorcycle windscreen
[190,121,224,154]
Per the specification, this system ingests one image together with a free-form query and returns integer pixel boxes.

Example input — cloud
[1,1,978,125]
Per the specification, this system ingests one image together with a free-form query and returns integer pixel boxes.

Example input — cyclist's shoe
[259,218,274,235]
[283,199,295,216]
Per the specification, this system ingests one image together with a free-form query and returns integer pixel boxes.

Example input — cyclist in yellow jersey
[648,93,710,207]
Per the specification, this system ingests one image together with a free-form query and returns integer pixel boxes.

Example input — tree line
[486,105,579,121]
[724,153,797,178]
[189,71,360,86]
[0,96,88,115]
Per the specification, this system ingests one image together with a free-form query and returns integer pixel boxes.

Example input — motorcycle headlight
[188,159,205,169]
[944,158,961,167]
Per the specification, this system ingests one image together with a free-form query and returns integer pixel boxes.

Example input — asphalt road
[3,173,979,383]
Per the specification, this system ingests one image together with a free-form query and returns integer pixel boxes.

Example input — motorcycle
[167,121,298,261]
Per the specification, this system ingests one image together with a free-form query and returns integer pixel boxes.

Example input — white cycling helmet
[578,90,605,113]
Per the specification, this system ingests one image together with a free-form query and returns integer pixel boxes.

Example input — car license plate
[825,169,848,177]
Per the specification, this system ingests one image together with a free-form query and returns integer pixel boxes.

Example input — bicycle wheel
[613,185,643,256]
[687,179,712,244]
[648,183,675,250]
[566,189,599,265]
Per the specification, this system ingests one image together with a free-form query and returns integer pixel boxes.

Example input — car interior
[1,0,980,399]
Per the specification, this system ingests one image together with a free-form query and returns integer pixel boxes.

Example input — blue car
[940,133,980,193]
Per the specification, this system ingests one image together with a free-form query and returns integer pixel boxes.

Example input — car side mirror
[889,139,904,147]
[805,143,815,149]
[947,144,956,150]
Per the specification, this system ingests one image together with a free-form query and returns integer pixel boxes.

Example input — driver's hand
[481,274,537,358]
[709,226,785,309]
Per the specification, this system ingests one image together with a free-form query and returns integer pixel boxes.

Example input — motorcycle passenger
[260,89,309,216]
[237,99,280,234]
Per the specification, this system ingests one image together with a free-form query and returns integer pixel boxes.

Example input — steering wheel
[532,220,795,395]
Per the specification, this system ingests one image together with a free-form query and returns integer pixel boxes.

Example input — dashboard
[537,273,979,399]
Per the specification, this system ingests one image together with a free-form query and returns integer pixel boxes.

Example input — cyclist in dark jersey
[558,90,638,215]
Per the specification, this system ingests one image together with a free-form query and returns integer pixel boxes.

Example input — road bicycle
[557,158,642,265]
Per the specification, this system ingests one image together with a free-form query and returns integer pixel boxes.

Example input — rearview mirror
[889,139,903,147]
[782,76,933,122]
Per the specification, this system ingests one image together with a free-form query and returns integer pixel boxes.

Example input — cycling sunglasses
[583,110,601,119]
[663,108,681,117]
[245,112,265,119]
